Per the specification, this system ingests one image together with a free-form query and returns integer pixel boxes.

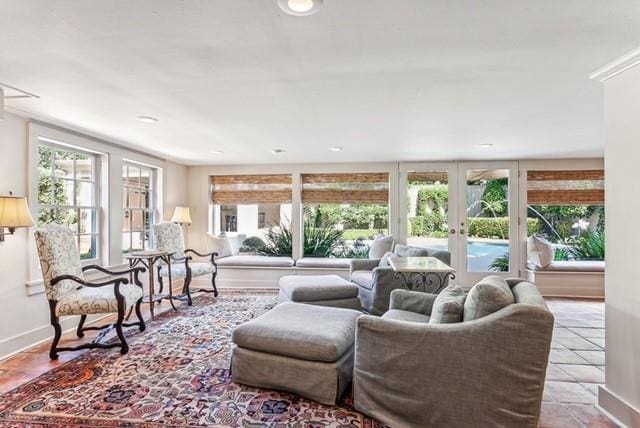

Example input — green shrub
[554,247,570,261]
[489,252,510,272]
[570,231,605,260]
[481,179,508,216]
[239,236,266,253]
[467,217,541,239]
[409,216,425,236]
[416,185,448,217]
[341,229,383,241]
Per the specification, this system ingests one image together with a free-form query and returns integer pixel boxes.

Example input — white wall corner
[590,46,640,82]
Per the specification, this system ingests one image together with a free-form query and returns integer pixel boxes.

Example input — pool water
[409,238,509,272]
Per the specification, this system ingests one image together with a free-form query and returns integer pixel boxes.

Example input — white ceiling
[1,1,639,165]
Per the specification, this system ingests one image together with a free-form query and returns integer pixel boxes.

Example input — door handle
[459,229,466,235]
[449,229,456,234]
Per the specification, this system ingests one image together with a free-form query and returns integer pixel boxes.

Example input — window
[37,144,99,260]
[122,162,156,254]
[302,173,389,258]
[406,171,450,250]
[211,175,293,255]
[527,170,605,261]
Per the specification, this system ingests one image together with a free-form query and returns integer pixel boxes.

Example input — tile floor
[0,295,617,427]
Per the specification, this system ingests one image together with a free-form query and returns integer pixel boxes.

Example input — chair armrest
[350,259,380,276]
[82,265,146,287]
[185,248,219,264]
[389,289,437,315]
[171,254,193,262]
[51,274,129,288]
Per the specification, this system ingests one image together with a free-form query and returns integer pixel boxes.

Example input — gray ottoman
[231,302,361,405]
[278,274,362,310]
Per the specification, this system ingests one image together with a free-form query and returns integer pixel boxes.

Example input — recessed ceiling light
[329,147,343,152]
[277,0,323,16]
[137,115,158,124]
[271,149,286,154]
[210,150,224,155]
[479,143,493,148]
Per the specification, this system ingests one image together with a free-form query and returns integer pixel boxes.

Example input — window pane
[302,203,388,258]
[79,235,97,260]
[38,175,53,205]
[79,209,96,235]
[53,179,74,206]
[122,210,131,232]
[76,181,94,206]
[131,231,145,252]
[407,171,449,251]
[131,210,144,231]
[127,165,141,187]
[38,145,53,173]
[129,189,141,208]
[140,168,152,190]
[75,153,93,181]
[56,208,79,233]
[53,151,74,179]
[38,207,54,227]
[141,189,150,209]
[122,232,132,254]
[220,205,238,232]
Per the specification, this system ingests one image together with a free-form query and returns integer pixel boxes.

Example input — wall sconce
[171,206,192,226]
[0,191,35,242]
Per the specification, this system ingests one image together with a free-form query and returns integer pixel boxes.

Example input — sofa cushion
[351,270,374,290]
[527,235,555,269]
[463,276,514,321]
[383,309,431,324]
[279,275,359,301]
[232,302,361,362]
[378,251,393,268]
[208,236,234,258]
[296,257,352,269]
[394,244,430,257]
[430,285,466,324]
[216,255,295,267]
[369,236,394,259]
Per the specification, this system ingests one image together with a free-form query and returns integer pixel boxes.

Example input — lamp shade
[0,196,34,228]
[170,206,192,224]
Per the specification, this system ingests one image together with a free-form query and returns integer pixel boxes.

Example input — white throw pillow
[369,235,394,259]
[209,237,234,258]
[527,235,555,269]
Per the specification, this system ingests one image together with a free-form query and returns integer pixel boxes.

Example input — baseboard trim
[599,385,640,427]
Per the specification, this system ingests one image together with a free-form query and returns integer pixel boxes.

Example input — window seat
[526,260,604,298]
[530,260,605,273]
[295,258,353,269]
[216,255,295,268]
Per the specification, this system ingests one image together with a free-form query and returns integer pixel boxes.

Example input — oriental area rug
[0,289,381,427]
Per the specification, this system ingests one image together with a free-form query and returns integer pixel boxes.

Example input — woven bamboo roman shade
[302,173,389,204]
[211,175,292,204]
[527,170,604,205]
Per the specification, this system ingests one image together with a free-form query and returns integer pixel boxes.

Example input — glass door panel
[457,162,518,285]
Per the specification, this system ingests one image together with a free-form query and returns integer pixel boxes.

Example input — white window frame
[121,160,158,254]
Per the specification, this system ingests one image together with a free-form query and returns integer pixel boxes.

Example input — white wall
[0,112,188,359]
[597,58,640,426]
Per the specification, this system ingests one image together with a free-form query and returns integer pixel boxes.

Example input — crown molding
[590,47,640,82]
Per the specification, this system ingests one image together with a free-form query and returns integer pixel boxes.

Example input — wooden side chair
[34,225,146,359]
[153,222,218,306]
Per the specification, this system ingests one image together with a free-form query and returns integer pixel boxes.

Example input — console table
[389,256,456,294]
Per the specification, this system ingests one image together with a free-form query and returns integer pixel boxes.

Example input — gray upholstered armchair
[353,279,554,428]
[349,244,451,315]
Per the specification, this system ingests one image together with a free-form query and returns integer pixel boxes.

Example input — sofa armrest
[354,304,554,427]
[349,259,381,276]
[389,289,437,315]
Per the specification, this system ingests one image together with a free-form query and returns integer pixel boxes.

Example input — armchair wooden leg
[211,271,219,297]
[135,299,145,332]
[49,301,62,360]
[76,315,87,338]
[115,300,129,355]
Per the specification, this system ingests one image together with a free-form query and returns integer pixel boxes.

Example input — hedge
[416,185,448,217]
[409,216,424,236]
[467,217,541,239]
[341,229,383,240]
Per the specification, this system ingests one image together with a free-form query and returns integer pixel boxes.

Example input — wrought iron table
[389,256,456,294]
[124,250,177,319]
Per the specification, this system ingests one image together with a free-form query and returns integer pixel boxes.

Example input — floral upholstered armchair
[34,225,146,359]
[152,222,218,306]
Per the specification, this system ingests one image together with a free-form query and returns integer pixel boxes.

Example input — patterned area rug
[0,289,381,427]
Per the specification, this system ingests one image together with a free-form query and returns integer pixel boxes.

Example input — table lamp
[171,206,192,225]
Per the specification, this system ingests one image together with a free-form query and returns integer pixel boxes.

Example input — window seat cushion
[295,258,353,269]
[216,255,295,268]
[532,260,605,273]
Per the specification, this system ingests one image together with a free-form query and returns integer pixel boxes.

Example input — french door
[400,161,519,287]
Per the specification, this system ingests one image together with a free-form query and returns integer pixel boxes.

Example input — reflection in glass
[406,171,449,251]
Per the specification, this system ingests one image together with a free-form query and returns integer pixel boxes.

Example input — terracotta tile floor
[0,295,616,427]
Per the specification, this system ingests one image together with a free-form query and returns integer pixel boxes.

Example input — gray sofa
[349,244,451,315]
[353,278,554,428]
